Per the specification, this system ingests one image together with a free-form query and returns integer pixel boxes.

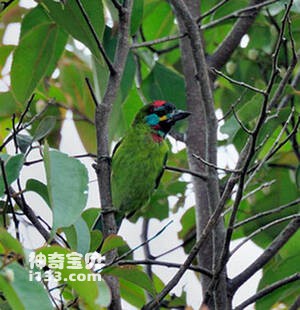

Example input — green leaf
[100,235,127,255]
[0,263,53,310]
[64,218,91,254]
[82,208,101,230]
[32,116,56,142]
[0,154,24,197]
[0,92,20,117]
[235,167,300,248]
[11,5,68,104]
[59,53,96,153]
[143,1,175,44]
[26,179,50,207]
[131,0,144,35]
[0,228,24,256]
[40,0,105,60]
[16,134,32,154]
[119,278,146,308]
[96,280,111,307]
[296,165,300,189]
[0,45,14,72]
[74,217,91,255]
[256,231,300,309]
[221,93,263,141]
[103,266,156,296]
[142,62,186,110]
[37,246,101,310]
[43,144,88,231]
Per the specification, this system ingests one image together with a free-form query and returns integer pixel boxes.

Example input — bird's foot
[101,207,117,215]
[92,156,112,171]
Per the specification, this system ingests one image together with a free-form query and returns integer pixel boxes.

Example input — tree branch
[234,273,300,310]
[208,0,264,72]
[8,187,51,242]
[92,1,133,308]
[118,259,212,277]
[75,0,116,74]
[234,197,300,229]
[230,218,300,292]
[165,165,208,181]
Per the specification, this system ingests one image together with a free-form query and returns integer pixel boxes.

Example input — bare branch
[118,259,212,277]
[92,1,133,308]
[75,0,116,74]
[234,197,300,229]
[165,165,208,181]
[231,213,300,257]
[230,218,300,292]
[192,153,241,173]
[212,68,267,95]
[198,0,230,22]
[208,0,279,71]
[231,105,253,135]
[131,34,184,49]
[8,187,51,242]
[234,273,300,310]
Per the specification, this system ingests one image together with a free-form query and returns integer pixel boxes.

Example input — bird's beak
[169,110,191,123]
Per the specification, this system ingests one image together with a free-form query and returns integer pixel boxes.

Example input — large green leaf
[143,1,176,48]
[11,5,68,104]
[234,167,300,248]
[256,230,300,309]
[142,62,186,110]
[0,228,24,257]
[59,53,96,152]
[43,145,88,231]
[0,92,20,117]
[131,0,144,35]
[0,263,53,310]
[103,265,156,297]
[119,278,146,308]
[37,246,102,310]
[40,0,105,60]
[0,154,24,197]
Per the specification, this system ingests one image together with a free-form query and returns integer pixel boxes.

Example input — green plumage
[112,123,168,216]
[93,101,189,232]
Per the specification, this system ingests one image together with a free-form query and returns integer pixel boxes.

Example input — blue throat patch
[145,113,160,125]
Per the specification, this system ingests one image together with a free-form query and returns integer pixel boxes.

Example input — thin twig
[234,197,300,229]
[111,0,122,11]
[75,0,116,74]
[231,105,253,135]
[192,154,241,173]
[198,0,230,22]
[230,217,300,292]
[131,34,184,49]
[16,94,35,131]
[0,159,19,240]
[212,68,266,95]
[118,259,212,277]
[231,213,300,257]
[165,165,208,181]
[9,187,51,242]
[100,221,173,270]
[85,77,99,107]
[234,273,300,310]
[202,0,280,31]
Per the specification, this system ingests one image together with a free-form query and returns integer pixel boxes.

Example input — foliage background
[0,0,300,309]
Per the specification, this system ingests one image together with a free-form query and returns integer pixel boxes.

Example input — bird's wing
[155,152,168,189]
[112,138,123,158]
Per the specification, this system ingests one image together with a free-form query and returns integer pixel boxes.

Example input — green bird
[95,100,190,230]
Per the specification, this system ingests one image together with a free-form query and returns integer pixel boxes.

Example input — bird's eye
[155,110,166,117]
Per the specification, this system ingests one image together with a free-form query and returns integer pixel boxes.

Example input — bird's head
[133,100,190,142]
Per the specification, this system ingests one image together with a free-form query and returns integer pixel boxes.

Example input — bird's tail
[93,211,124,233]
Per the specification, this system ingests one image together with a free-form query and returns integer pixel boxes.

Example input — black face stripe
[152,102,176,116]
